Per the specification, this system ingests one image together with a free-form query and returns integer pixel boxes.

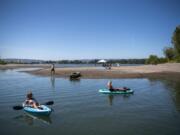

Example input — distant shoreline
[1,63,180,79]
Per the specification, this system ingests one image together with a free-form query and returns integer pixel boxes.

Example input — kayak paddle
[13,105,23,110]
[13,100,54,110]
[45,101,54,105]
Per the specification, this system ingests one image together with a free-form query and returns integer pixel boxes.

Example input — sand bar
[1,63,179,79]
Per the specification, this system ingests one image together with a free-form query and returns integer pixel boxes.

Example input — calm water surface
[0,69,180,135]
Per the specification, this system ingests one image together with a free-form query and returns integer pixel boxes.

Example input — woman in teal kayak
[107,81,129,92]
[24,92,41,109]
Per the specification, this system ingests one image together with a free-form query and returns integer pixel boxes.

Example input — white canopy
[97,59,107,63]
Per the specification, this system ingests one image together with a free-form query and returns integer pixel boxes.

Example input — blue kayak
[99,89,134,94]
[23,105,52,116]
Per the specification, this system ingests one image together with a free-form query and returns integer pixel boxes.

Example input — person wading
[51,63,55,75]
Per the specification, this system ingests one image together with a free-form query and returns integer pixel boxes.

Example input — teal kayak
[99,89,134,94]
[23,105,52,116]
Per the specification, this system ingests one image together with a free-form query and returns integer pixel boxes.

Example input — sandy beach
[0,64,49,70]
[1,63,180,79]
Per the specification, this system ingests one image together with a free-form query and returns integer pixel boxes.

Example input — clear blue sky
[0,0,180,60]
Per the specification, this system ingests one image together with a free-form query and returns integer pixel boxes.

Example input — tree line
[146,25,180,64]
[45,59,146,64]
[0,59,7,65]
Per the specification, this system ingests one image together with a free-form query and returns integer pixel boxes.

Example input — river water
[0,69,180,135]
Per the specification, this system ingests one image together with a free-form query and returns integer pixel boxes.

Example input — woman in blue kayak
[107,81,129,92]
[24,92,40,109]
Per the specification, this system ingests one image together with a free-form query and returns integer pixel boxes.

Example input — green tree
[146,55,159,65]
[158,57,168,63]
[172,25,180,56]
[0,59,7,65]
[163,47,175,61]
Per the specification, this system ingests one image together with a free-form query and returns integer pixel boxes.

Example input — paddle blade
[45,101,54,105]
[13,105,23,110]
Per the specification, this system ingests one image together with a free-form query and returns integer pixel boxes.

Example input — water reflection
[107,94,132,106]
[14,113,52,125]
[164,80,180,112]
[148,77,180,112]
[69,78,81,84]
[108,95,114,106]
[50,75,55,89]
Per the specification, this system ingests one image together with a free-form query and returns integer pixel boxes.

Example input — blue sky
[0,0,180,60]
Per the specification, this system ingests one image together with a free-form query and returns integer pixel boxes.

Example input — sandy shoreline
[0,64,50,70]
[1,63,180,79]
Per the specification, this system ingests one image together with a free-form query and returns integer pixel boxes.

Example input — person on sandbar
[51,63,55,75]
[107,81,129,92]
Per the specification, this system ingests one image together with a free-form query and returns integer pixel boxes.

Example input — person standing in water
[107,81,128,92]
[51,63,55,75]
